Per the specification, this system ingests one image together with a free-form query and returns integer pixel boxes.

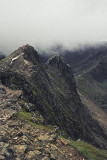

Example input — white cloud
[0,0,107,54]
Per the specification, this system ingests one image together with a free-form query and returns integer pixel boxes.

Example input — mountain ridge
[0,44,107,150]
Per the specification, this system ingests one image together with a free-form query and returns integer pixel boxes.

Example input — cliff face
[0,44,107,149]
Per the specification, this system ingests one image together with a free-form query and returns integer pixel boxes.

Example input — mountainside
[61,45,107,147]
[35,45,107,115]
[76,53,107,114]
[0,44,107,151]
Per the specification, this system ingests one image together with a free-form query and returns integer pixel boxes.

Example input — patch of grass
[28,121,53,131]
[68,139,107,160]
[17,110,33,122]
[32,90,37,96]
[18,99,25,105]
[35,111,45,124]
[29,82,37,96]
[17,110,53,131]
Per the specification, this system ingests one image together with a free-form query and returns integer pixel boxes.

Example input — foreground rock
[0,84,87,159]
[0,119,88,160]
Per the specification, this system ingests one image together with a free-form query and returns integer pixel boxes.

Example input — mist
[0,0,107,55]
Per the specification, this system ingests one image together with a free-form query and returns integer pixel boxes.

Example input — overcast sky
[0,0,107,54]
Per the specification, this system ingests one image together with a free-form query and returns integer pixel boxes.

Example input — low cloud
[0,0,107,54]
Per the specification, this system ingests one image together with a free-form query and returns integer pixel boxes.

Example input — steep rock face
[0,45,107,149]
[46,55,76,90]
[45,55,107,149]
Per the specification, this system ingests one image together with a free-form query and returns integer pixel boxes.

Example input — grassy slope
[68,139,107,160]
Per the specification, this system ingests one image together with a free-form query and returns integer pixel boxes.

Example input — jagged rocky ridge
[0,44,107,149]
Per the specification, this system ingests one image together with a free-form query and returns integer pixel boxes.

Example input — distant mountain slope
[40,44,107,75]
[61,45,107,74]
[76,54,107,114]
[0,45,107,149]
[78,91,107,133]
[57,45,107,113]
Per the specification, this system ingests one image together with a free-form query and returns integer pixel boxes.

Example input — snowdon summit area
[0,44,107,160]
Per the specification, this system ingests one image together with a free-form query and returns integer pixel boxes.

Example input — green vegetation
[17,110,52,131]
[28,121,53,131]
[60,137,107,160]
[32,90,37,96]
[17,110,33,122]
[59,135,107,160]
[35,111,45,124]
[18,99,25,105]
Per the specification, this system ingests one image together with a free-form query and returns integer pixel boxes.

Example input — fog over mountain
[0,0,107,54]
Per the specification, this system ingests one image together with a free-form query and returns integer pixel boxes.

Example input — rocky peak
[13,44,40,65]
[47,55,68,68]
[0,45,41,74]
[46,55,75,88]
[47,55,71,72]
[47,55,62,64]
